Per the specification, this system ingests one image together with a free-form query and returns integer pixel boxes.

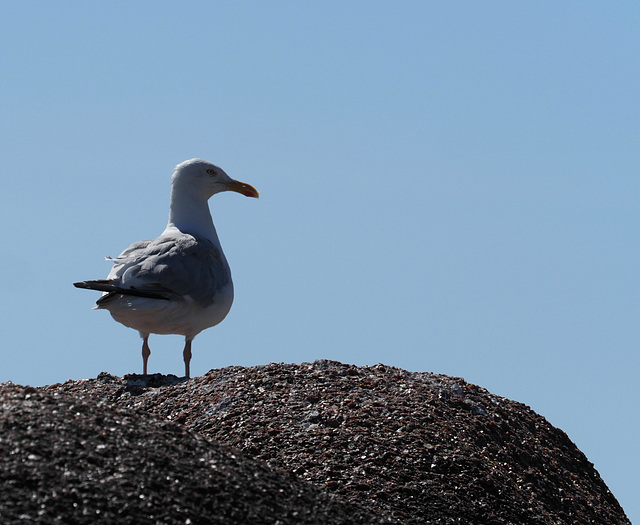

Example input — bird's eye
[206,169,216,176]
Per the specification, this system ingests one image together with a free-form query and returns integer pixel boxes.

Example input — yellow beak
[225,179,259,199]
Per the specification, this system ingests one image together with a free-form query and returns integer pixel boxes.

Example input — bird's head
[172,158,259,200]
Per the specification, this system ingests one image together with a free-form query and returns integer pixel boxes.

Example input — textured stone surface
[0,382,377,524]
[2,360,631,524]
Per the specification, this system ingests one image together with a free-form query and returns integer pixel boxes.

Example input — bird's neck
[164,186,220,243]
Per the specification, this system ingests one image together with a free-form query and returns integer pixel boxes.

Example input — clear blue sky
[1,2,638,521]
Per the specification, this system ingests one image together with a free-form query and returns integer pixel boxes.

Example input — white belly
[99,283,234,339]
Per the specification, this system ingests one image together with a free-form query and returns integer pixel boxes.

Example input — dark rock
[0,382,379,524]
[1,360,631,524]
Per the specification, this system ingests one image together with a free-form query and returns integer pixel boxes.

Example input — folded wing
[74,233,231,308]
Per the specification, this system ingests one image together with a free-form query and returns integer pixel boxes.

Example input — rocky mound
[0,382,378,524]
[2,360,630,524]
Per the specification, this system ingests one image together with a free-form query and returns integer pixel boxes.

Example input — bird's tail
[73,280,170,301]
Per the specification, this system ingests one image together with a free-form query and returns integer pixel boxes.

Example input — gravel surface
[0,382,378,524]
[2,360,630,524]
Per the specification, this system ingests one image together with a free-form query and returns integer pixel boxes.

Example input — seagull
[74,158,258,378]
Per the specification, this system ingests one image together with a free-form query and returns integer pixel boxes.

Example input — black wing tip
[73,279,172,301]
[73,280,111,290]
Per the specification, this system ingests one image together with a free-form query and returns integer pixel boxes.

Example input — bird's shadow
[121,373,188,395]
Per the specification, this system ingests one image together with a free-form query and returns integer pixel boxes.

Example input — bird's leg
[183,338,193,379]
[142,336,151,375]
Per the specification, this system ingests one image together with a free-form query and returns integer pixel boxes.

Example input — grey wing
[107,234,231,307]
